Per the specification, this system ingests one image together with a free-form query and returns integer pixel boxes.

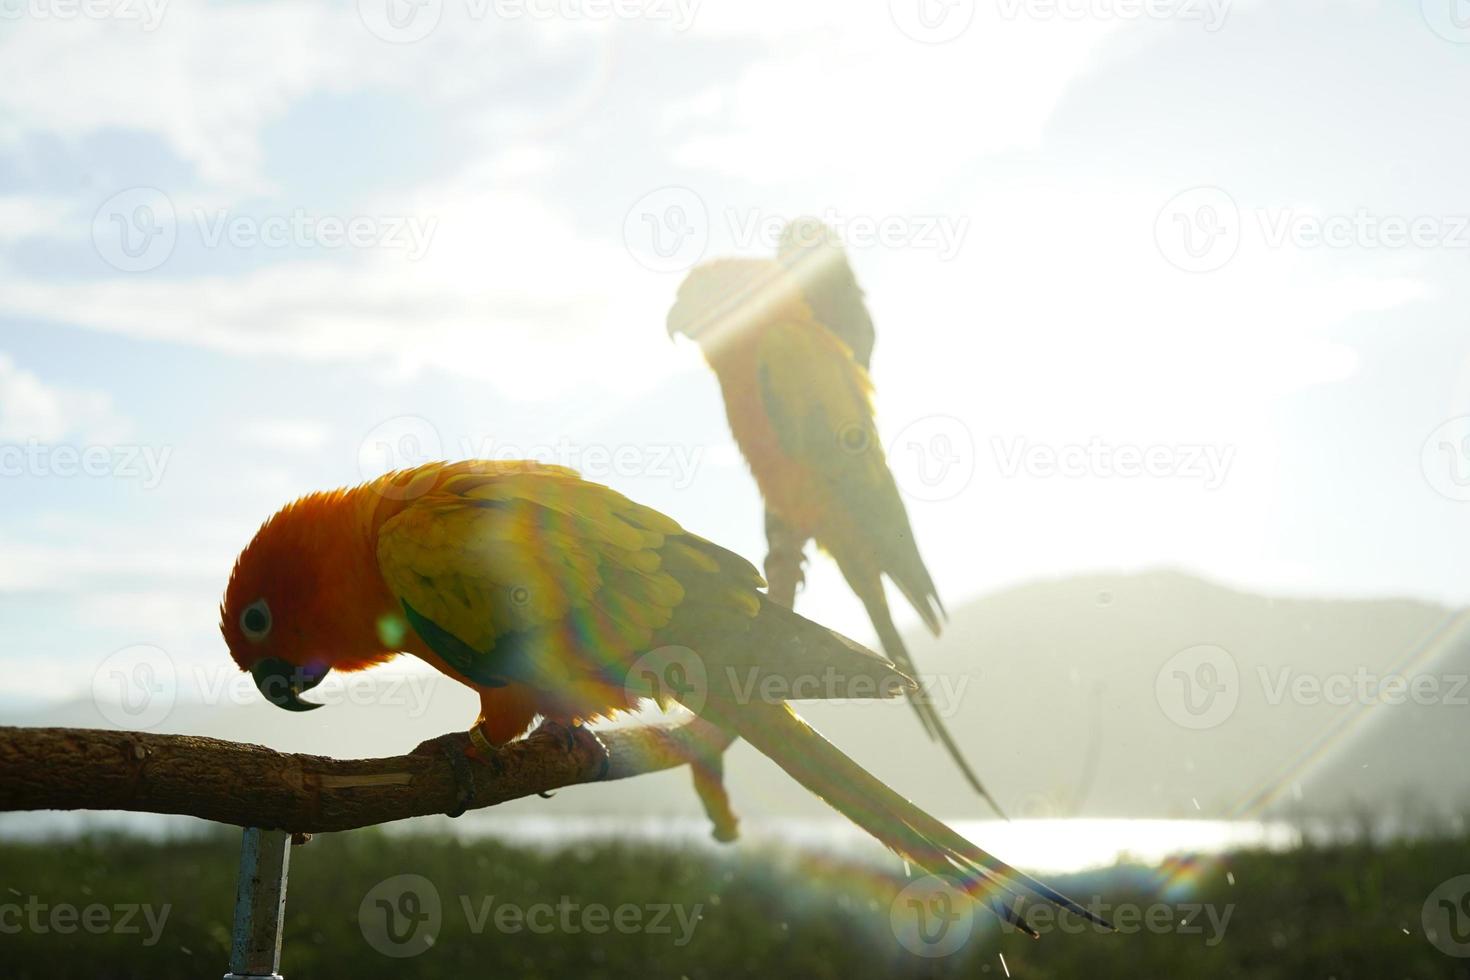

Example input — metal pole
[223,827,292,980]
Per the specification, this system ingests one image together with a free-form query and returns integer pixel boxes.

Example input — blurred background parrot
[667,239,1005,817]
[760,217,879,608]
[220,460,1101,934]
[777,217,876,370]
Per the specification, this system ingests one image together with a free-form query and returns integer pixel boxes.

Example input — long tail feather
[703,699,1113,936]
[863,590,1008,819]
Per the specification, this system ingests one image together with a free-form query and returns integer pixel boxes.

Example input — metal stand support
[222,827,292,980]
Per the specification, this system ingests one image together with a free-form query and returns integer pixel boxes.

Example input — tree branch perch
[0,718,737,835]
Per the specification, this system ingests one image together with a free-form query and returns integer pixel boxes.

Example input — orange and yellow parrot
[220,460,1103,935]
[666,252,1003,815]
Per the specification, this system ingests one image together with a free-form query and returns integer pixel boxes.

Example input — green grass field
[1,827,1466,979]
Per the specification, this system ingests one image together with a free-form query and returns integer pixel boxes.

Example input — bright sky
[2,0,1469,706]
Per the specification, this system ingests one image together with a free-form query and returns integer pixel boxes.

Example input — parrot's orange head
[221,488,394,712]
[666,258,806,352]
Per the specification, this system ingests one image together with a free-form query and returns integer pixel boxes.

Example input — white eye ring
[240,599,272,642]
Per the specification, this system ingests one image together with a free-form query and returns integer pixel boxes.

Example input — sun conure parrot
[666,255,1004,817]
[760,218,878,608]
[220,460,1104,935]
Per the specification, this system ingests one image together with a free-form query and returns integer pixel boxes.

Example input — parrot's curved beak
[666,304,689,341]
[251,657,329,712]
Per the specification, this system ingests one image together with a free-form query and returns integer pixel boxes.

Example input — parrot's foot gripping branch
[535,720,611,781]
[437,735,478,818]
[436,720,611,819]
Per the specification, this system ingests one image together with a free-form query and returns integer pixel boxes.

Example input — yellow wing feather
[374,462,905,715]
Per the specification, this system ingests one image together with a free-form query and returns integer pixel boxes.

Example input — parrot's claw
[435,736,476,818]
[537,719,579,751]
[537,719,611,781]
[465,727,506,777]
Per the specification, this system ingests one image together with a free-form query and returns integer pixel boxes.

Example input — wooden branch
[0,718,737,835]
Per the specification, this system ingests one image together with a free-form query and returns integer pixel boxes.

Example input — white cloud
[670,9,1120,190]
[0,176,683,401]
[0,195,77,245]
[0,5,350,192]
[236,418,333,454]
[0,538,217,593]
[0,352,126,442]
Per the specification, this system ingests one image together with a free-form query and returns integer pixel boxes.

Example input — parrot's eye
[240,599,272,642]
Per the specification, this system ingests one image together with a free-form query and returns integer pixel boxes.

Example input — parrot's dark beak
[251,657,329,712]
[666,305,688,341]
